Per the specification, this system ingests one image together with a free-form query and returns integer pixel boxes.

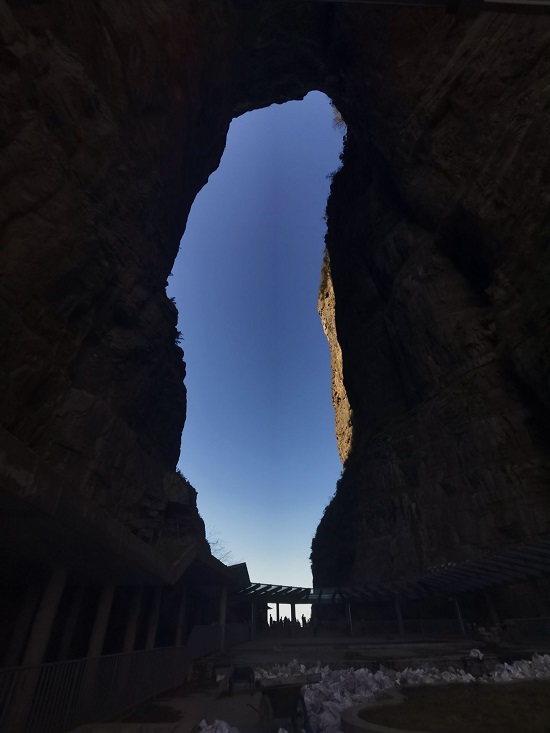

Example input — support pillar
[174,586,187,647]
[219,583,228,652]
[250,602,257,640]
[276,603,280,623]
[484,591,500,626]
[291,604,296,623]
[394,597,405,636]
[346,603,353,635]
[79,584,115,713]
[9,568,67,733]
[453,596,466,636]
[4,584,41,667]
[145,586,162,650]
[22,566,67,666]
[87,584,116,658]
[57,586,85,660]
[123,586,144,653]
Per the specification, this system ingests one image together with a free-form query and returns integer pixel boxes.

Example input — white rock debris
[255,654,550,733]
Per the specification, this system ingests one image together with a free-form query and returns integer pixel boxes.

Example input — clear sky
[168,92,344,617]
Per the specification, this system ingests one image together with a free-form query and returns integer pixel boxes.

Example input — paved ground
[115,634,482,732]
[77,633,538,733]
[223,633,480,667]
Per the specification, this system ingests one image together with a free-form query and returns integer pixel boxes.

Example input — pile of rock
[256,654,550,733]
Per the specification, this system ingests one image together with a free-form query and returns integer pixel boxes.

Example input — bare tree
[206,526,234,564]
[331,102,346,130]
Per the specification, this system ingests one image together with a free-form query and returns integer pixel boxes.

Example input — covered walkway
[299,0,550,15]
[0,427,248,732]
[237,533,550,605]
[235,534,550,636]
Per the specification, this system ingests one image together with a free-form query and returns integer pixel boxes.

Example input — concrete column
[291,604,296,623]
[346,603,354,635]
[145,586,162,649]
[394,597,405,636]
[276,603,280,622]
[174,586,187,647]
[123,586,144,653]
[87,584,116,658]
[250,602,257,639]
[4,584,41,667]
[219,583,228,652]
[8,568,68,733]
[453,596,466,636]
[57,586,85,660]
[484,591,500,626]
[22,566,67,666]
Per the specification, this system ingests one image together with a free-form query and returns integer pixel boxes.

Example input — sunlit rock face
[318,250,353,465]
[1,0,549,577]
[312,9,550,587]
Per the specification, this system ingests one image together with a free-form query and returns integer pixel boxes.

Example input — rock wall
[312,8,550,586]
[1,0,234,544]
[0,0,331,548]
[318,249,353,465]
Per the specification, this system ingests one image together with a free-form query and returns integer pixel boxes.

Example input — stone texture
[1,0,550,591]
[318,249,353,465]
[0,0,331,550]
[312,9,550,587]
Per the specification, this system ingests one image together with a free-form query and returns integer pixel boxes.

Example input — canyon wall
[0,0,331,551]
[312,8,550,587]
[1,0,550,584]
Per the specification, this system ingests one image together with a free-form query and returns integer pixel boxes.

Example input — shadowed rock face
[1,0,549,578]
[312,9,550,587]
[0,0,332,547]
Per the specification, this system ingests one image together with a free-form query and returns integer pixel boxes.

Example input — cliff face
[2,0,550,578]
[318,250,353,465]
[0,0,331,547]
[312,9,550,585]
[1,0,232,544]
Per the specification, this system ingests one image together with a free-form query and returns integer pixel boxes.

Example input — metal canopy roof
[297,0,550,13]
[234,535,550,605]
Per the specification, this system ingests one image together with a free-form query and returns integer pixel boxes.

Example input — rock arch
[1,0,550,596]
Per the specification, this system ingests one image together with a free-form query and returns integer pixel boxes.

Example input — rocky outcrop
[312,9,550,587]
[0,0,230,544]
[318,249,353,465]
[0,0,331,549]
[1,0,550,587]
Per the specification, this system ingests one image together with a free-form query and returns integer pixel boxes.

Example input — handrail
[296,0,550,11]
[0,623,250,733]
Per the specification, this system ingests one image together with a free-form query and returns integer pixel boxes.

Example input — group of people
[267,614,319,634]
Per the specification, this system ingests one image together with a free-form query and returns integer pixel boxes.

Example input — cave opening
[167,91,345,608]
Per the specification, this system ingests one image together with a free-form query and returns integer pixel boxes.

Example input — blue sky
[168,92,344,616]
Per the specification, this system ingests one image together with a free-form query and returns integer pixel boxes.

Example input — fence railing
[357,619,399,636]
[402,618,464,637]
[0,622,249,733]
[226,622,252,648]
[353,618,462,637]
[258,618,464,638]
[503,616,550,645]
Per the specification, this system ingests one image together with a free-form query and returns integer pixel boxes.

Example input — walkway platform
[73,633,546,733]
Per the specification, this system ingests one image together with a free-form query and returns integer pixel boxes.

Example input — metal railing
[0,623,249,733]
[226,622,252,648]
[257,618,464,638]
[186,621,249,658]
[347,617,463,637]
[357,619,400,636]
[402,618,464,637]
[503,617,550,645]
